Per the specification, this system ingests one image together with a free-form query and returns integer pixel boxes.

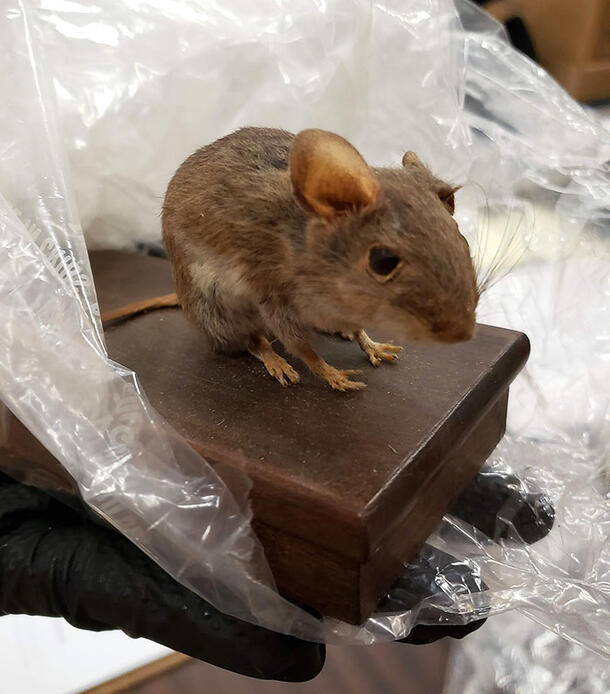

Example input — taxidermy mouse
[113,128,478,392]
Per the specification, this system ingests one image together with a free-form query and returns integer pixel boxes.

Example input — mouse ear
[402,151,422,167]
[437,184,462,216]
[290,129,379,221]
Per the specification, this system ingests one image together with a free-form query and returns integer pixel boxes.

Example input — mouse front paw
[364,341,402,367]
[356,330,402,367]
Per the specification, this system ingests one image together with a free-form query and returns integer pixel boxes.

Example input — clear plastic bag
[444,611,610,693]
[0,0,608,649]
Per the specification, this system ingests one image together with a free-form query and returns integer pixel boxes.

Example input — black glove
[380,467,554,644]
[0,466,553,681]
[0,473,323,682]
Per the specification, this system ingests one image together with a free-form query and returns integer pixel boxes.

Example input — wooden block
[1,251,529,624]
[96,251,528,623]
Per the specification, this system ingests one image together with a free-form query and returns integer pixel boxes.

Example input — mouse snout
[430,316,475,344]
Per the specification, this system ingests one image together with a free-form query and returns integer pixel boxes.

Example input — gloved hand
[382,468,555,644]
[0,471,323,681]
[0,466,553,681]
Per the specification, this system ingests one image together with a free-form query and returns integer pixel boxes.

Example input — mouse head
[290,129,478,343]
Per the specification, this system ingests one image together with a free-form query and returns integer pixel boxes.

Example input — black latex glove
[388,468,554,644]
[0,473,323,682]
[0,467,553,681]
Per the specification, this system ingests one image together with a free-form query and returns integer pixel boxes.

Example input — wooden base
[252,392,508,623]
[0,251,529,624]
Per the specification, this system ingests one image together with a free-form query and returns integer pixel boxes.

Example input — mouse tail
[101,293,180,328]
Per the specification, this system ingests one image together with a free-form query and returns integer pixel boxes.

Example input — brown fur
[161,127,478,389]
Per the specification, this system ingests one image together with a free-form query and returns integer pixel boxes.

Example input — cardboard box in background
[486,0,610,102]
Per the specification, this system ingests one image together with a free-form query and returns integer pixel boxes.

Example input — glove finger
[404,618,486,645]
[449,469,555,544]
[376,546,488,644]
[0,477,324,681]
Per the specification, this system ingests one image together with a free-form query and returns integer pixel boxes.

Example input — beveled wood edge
[361,331,529,551]
[82,652,190,694]
[187,437,371,560]
[0,327,529,566]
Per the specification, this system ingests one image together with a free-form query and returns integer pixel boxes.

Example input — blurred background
[476,0,610,105]
[2,0,609,692]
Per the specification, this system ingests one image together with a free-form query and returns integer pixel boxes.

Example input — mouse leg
[355,330,402,367]
[248,334,300,386]
[286,340,366,392]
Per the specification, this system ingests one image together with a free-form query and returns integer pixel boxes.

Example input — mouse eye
[369,246,401,278]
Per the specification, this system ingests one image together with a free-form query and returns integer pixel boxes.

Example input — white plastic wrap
[1,0,608,649]
[444,611,610,694]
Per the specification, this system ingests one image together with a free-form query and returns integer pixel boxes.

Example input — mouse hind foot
[285,339,366,392]
[248,334,300,386]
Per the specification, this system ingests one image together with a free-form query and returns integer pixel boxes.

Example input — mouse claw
[263,356,300,386]
[365,342,402,367]
[323,367,366,392]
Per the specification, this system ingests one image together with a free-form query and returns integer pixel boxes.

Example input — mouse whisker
[469,189,531,296]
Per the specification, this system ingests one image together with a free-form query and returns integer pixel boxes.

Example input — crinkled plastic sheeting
[444,611,610,694]
[0,0,608,649]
